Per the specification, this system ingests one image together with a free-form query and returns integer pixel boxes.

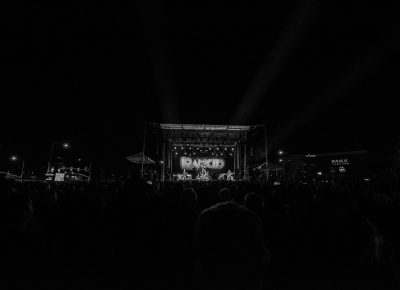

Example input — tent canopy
[254,162,282,171]
[126,153,155,164]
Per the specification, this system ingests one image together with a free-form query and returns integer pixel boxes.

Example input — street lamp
[47,142,69,173]
[10,155,24,179]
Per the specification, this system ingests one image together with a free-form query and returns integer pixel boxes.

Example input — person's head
[244,193,264,216]
[194,202,269,290]
[3,194,33,230]
[180,187,198,210]
[233,185,246,205]
[217,187,232,203]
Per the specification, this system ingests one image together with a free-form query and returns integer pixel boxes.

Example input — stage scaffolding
[141,123,269,181]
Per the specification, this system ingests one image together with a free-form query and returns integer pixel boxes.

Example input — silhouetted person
[244,192,264,216]
[194,201,270,290]
[233,185,246,205]
[180,187,198,211]
[217,187,232,203]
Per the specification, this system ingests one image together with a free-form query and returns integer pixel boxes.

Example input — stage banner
[180,156,225,170]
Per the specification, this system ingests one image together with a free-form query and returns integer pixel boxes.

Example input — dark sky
[1,1,399,173]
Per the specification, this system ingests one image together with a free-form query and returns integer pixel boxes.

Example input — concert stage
[142,124,269,182]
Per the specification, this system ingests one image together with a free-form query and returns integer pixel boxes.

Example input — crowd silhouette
[1,170,400,289]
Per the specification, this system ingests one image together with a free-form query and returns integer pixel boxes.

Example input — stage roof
[159,123,252,147]
[160,124,251,131]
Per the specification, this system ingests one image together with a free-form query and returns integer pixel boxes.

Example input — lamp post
[47,142,69,173]
[10,155,24,180]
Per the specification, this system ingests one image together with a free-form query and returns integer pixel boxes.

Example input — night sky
[1,1,399,174]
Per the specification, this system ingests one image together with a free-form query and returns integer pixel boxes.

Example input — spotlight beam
[231,2,321,124]
[272,43,390,148]
[139,0,180,123]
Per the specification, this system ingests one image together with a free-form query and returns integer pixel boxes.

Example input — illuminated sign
[180,156,225,170]
[45,173,54,181]
[331,159,349,166]
[55,173,65,182]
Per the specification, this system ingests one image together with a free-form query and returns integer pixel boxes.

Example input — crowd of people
[1,170,400,289]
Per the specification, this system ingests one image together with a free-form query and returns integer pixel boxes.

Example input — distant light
[10,155,18,161]
[184,152,187,155]
[278,150,284,156]
[63,143,69,148]
[278,158,283,162]
[181,147,183,149]
[217,147,219,150]
[174,146,177,150]
[364,178,370,182]
[317,172,322,176]
[231,148,234,151]
[78,158,82,162]
[224,147,227,150]
[175,152,178,155]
